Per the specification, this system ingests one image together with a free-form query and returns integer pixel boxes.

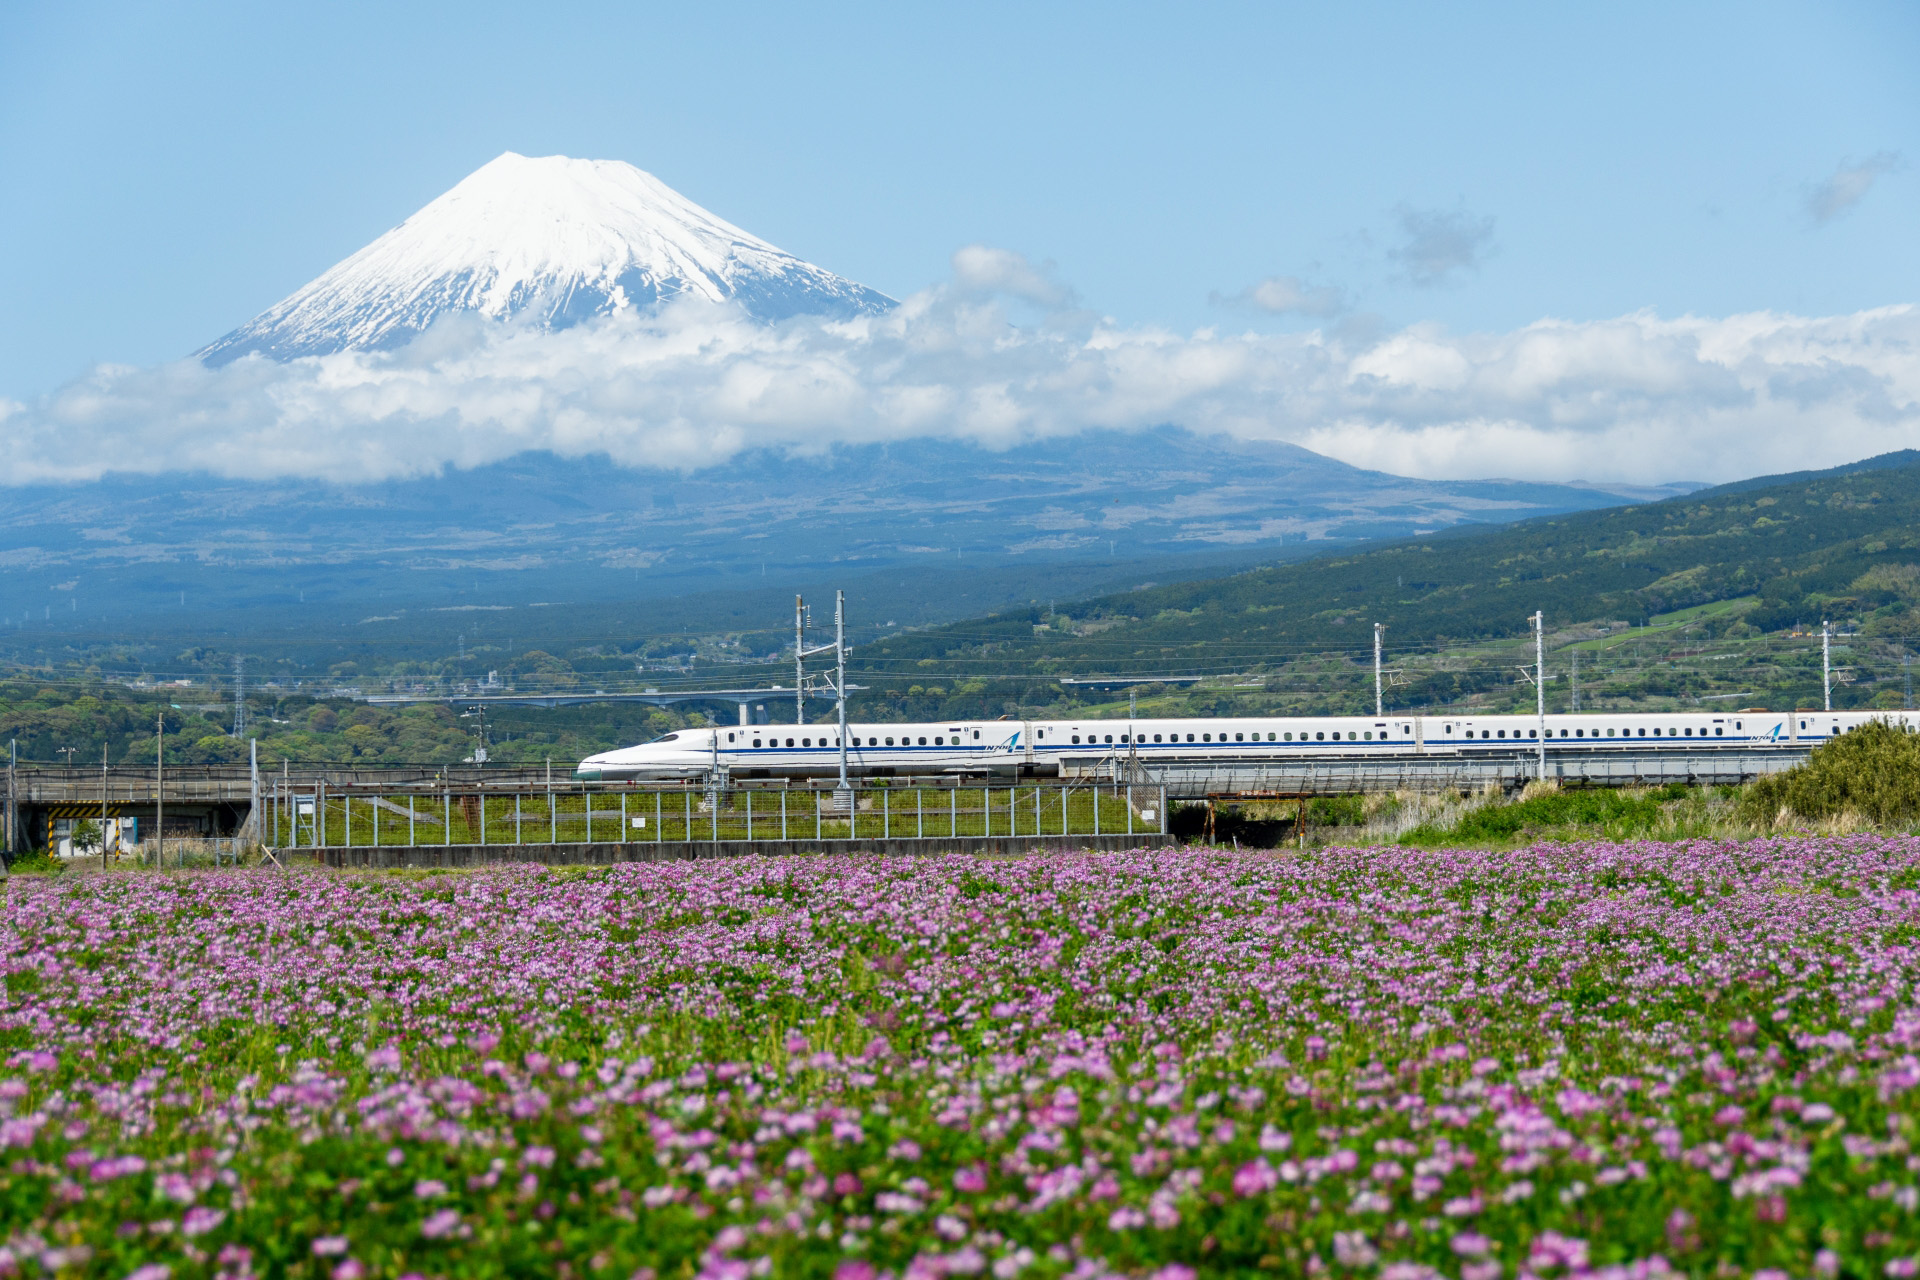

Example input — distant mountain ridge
[198,152,894,364]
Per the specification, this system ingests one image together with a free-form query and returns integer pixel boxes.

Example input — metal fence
[264,781,1168,849]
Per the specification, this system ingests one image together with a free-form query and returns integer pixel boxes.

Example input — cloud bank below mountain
[4,253,1916,489]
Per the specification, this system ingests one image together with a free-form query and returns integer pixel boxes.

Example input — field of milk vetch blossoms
[0,840,1917,1279]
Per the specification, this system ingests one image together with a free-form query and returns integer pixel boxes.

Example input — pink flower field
[1,840,1917,1278]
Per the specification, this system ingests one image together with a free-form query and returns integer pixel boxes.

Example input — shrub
[1740,717,1920,825]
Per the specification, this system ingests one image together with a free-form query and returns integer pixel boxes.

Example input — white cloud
[949,245,1073,307]
[2,272,1916,489]
[1217,275,1346,317]
[1388,206,1496,287]
[1805,152,1900,224]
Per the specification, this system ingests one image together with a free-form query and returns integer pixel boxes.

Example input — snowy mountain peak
[199,152,895,364]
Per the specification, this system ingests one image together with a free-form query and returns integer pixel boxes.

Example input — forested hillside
[859,451,1920,677]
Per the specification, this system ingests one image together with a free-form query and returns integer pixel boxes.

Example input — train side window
[1154,733,1163,742]
[1714,728,1722,736]
[802,737,811,747]
[1530,729,1538,738]
[752,738,762,747]
[1735,721,1742,729]
[933,736,942,745]
[1235,732,1244,742]
[1201,733,1211,742]
[1316,732,1325,740]
[1496,730,1505,738]
[1071,735,1080,744]
[1284,732,1293,740]
[973,731,981,740]
[1268,732,1277,741]
[785,738,795,747]
[1102,734,1112,744]
[885,737,894,746]
[918,737,927,746]
[1799,720,1806,730]
[727,732,736,742]
[1639,728,1647,737]
[1187,734,1196,742]
[1363,731,1372,740]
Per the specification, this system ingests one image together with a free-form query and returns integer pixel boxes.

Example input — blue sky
[2,1,1917,485]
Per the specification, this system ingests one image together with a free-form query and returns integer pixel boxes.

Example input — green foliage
[1403,788,1675,846]
[1740,718,1920,825]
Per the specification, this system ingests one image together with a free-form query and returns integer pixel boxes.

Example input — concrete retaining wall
[316,832,1169,869]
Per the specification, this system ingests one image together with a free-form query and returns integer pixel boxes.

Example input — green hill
[853,451,1920,717]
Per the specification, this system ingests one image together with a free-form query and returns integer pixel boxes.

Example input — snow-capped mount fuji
[198,152,895,364]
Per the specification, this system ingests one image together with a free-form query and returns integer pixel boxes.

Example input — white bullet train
[574,708,1917,781]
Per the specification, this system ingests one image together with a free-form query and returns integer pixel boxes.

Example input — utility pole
[1823,619,1832,712]
[1533,611,1547,781]
[834,590,851,801]
[155,710,165,869]
[1905,653,1912,711]
[1129,688,1137,718]
[1571,647,1580,713]
[232,655,246,737]
[794,595,807,726]
[1374,623,1385,717]
[5,739,15,864]
[101,743,109,872]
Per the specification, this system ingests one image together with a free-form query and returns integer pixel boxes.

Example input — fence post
[1093,782,1101,837]
[685,790,692,844]
[443,787,450,847]
[345,791,352,848]
[409,794,416,847]
[550,783,558,845]
[621,791,628,845]
[318,782,327,852]
[1127,785,1134,835]
[372,793,380,849]
[655,791,662,844]
[585,786,592,844]
[711,786,719,845]
[480,792,487,847]
[781,788,789,842]
[745,790,753,841]
[917,788,924,840]
[514,793,521,845]
[815,787,822,842]
[883,788,890,840]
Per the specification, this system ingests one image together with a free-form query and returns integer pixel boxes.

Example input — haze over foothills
[0,3,1915,505]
